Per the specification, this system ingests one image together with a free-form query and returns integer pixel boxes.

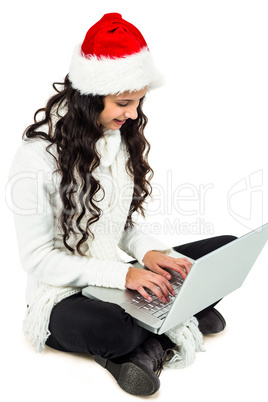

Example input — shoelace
[152,349,173,377]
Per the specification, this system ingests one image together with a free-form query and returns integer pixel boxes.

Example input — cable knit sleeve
[8,140,130,300]
[119,225,172,266]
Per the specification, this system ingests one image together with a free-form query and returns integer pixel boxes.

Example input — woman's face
[98,87,148,131]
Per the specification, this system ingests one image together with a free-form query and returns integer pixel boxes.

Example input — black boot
[197,308,226,335]
[93,338,168,396]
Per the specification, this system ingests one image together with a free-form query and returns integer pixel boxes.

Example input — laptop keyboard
[125,271,184,320]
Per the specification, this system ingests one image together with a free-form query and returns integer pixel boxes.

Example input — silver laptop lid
[159,223,268,334]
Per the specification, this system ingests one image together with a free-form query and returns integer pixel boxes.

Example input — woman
[9,13,235,396]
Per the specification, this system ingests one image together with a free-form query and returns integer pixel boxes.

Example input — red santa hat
[68,13,164,95]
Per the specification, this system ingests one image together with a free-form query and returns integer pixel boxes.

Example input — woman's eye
[117,103,128,107]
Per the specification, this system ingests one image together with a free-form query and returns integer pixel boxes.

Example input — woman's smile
[114,118,127,126]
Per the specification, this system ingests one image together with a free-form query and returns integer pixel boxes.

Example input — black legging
[46,235,237,358]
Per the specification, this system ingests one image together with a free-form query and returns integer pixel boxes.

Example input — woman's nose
[124,102,139,120]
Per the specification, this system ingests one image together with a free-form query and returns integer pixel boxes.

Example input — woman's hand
[142,250,192,281]
[125,266,176,303]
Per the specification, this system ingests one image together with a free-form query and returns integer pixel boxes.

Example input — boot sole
[94,355,159,396]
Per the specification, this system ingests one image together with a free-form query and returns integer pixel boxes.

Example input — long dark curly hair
[23,75,153,255]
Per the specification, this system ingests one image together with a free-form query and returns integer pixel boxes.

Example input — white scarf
[23,129,204,367]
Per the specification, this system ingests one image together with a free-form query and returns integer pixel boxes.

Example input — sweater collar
[96,129,122,167]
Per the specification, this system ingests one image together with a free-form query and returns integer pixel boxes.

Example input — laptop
[82,223,268,335]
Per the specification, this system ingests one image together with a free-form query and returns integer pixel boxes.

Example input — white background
[1,1,268,401]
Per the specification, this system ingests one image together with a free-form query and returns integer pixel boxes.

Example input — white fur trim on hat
[68,44,165,96]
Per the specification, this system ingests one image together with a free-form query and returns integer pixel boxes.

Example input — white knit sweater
[9,128,204,365]
[9,130,171,305]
